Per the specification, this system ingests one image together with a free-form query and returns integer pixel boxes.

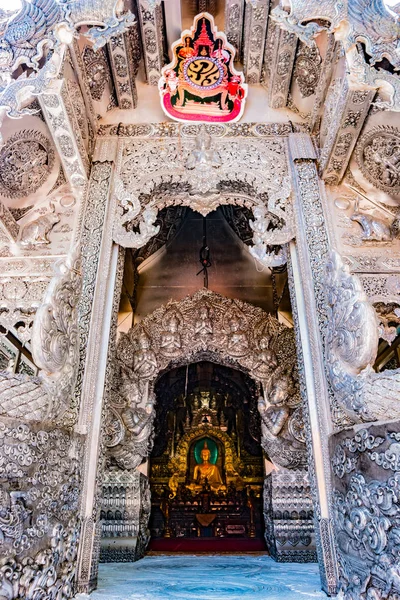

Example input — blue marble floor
[88,554,328,600]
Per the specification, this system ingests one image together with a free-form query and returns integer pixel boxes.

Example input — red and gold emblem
[158,13,247,123]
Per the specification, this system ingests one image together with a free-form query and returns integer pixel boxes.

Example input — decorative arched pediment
[116,289,291,383]
[112,128,294,269]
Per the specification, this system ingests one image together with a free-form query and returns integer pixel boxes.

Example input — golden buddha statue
[191,441,224,492]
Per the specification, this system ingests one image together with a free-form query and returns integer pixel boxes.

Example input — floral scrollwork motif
[82,46,110,101]
[0,420,82,598]
[0,130,55,199]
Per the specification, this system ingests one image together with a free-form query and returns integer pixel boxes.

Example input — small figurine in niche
[132,330,158,380]
[258,365,295,436]
[160,311,182,356]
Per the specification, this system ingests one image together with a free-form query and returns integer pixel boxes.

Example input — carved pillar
[108,30,140,110]
[319,77,375,185]
[39,80,89,191]
[100,470,148,562]
[225,0,246,61]
[137,0,164,86]
[264,470,316,561]
[309,34,337,133]
[69,40,98,134]
[263,26,298,109]
[243,0,269,84]
[287,133,339,595]
[73,151,125,592]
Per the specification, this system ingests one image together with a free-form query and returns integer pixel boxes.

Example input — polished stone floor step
[86,554,328,599]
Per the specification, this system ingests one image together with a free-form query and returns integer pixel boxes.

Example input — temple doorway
[98,209,315,565]
[148,361,266,552]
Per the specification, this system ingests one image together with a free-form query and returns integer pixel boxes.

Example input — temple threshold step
[148,538,267,552]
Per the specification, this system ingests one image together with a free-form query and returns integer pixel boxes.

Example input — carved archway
[105,289,306,470]
[112,129,294,268]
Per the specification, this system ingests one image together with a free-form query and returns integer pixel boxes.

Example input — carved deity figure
[133,330,158,380]
[226,315,249,358]
[186,126,222,171]
[191,441,223,492]
[121,370,141,406]
[110,397,155,470]
[258,368,294,436]
[160,311,182,356]
[194,305,213,338]
[251,337,278,382]
[121,401,154,441]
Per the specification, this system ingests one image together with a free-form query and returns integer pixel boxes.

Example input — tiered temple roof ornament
[158,12,248,123]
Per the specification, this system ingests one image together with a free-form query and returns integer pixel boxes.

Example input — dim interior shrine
[1,0,400,599]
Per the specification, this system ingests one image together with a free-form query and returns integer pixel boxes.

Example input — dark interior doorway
[148,361,266,552]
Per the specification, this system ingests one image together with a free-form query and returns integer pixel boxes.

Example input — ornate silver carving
[320,82,374,186]
[110,289,305,471]
[186,126,222,196]
[271,0,400,69]
[325,250,400,422]
[265,28,298,109]
[31,248,82,421]
[293,42,321,98]
[84,11,136,51]
[242,0,269,84]
[249,202,293,268]
[332,424,400,599]
[0,0,62,85]
[263,470,316,562]
[100,470,150,561]
[82,46,110,101]
[116,135,294,258]
[258,362,307,469]
[356,125,400,194]
[108,32,139,110]
[0,130,55,199]
[225,0,245,60]
[19,204,60,246]
[0,417,82,600]
[137,0,163,86]
[350,207,394,242]
[40,84,89,189]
